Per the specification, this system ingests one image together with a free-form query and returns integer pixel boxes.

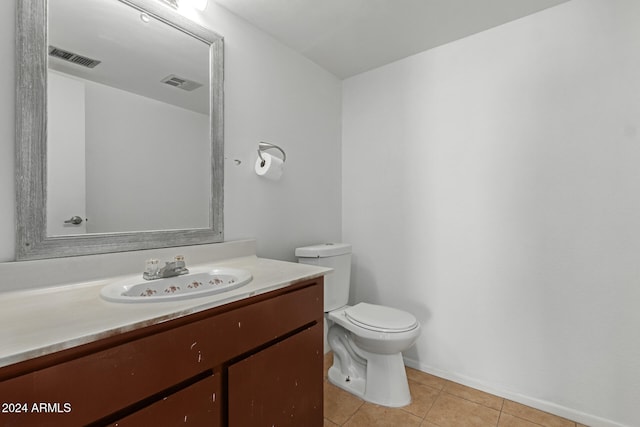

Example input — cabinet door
[109,374,221,427]
[228,323,323,427]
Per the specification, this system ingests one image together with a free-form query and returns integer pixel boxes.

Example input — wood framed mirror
[16,0,224,260]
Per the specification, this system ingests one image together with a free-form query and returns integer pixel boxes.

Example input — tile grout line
[421,385,443,423]
[499,409,573,427]
[340,399,365,426]
[500,399,579,427]
[497,398,505,427]
[438,388,504,413]
[400,379,442,421]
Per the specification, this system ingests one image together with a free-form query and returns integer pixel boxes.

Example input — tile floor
[323,353,587,427]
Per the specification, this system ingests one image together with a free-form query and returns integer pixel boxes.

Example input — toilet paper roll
[255,152,284,181]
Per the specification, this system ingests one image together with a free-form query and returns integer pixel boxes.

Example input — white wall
[342,1,640,426]
[0,1,342,262]
[47,71,87,236]
[199,5,343,261]
[84,78,209,233]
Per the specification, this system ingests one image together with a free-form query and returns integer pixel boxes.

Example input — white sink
[100,267,253,303]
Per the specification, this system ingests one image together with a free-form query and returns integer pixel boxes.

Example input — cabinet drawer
[109,374,221,427]
[0,282,322,426]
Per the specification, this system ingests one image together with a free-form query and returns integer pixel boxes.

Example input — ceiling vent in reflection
[161,75,203,91]
[48,46,102,69]
[160,0,179,8]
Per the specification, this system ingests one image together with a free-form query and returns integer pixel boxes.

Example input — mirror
[16,0,224,260]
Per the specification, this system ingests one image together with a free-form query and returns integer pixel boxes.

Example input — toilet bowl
[327,303,420,406]
[296,243,421,407]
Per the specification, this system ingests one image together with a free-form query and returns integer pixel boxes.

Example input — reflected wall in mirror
[48,0,211,235]
[16,0,224,260]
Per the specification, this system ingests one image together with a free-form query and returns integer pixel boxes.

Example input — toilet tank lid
[295,243,352,258]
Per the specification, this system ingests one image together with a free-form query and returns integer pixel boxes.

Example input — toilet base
[328,350,411,407]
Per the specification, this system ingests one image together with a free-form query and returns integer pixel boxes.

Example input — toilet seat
[345,303,418,333]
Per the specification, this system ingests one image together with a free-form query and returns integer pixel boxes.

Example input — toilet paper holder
[257,142,286,167]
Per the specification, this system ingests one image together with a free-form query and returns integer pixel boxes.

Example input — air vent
[160,0,179,8]
[48,46,101,69]
[161,75,203,91]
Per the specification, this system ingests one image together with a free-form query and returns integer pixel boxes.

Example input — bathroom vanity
[0,252,328,427]
[9,0,328,422]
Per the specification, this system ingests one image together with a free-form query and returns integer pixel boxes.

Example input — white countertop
[0,256,330,369]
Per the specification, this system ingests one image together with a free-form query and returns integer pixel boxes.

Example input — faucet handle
[173,255,189,276]
[174,255,187,270]
[144,258,160,279]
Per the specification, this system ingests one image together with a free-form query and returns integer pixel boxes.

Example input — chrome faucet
[143,255,189,280]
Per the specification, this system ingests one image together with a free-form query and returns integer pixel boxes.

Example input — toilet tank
[295,243,352,312]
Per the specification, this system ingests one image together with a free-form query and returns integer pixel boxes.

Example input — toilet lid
[345,303,418,332]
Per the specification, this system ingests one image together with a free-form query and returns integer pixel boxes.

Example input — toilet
[296,243,421,407]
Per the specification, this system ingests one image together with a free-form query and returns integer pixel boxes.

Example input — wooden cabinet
[109,374,221,427]
[228,323,323,427]
[0,278,323,427]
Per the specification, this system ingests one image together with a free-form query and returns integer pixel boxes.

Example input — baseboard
[403,357,628,427]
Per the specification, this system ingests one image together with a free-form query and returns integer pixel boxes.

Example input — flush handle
[64,216,83,225]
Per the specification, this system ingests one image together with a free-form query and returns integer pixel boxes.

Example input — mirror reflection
[47,0,211,236]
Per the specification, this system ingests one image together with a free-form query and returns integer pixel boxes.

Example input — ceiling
[213,0,572,79]
[49,0,210,114]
